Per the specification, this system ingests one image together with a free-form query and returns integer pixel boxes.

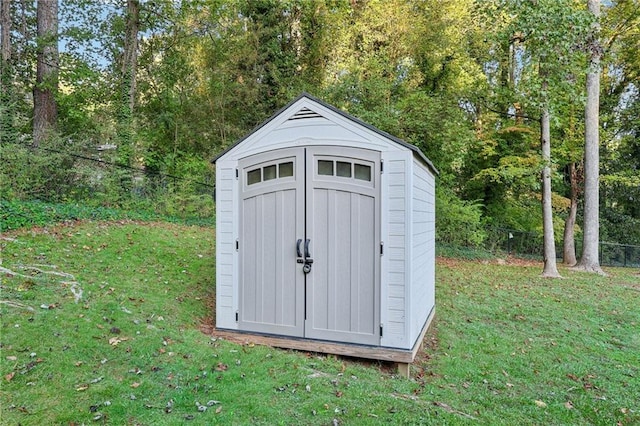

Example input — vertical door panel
[305,147,381,345]
[238,149,304,337]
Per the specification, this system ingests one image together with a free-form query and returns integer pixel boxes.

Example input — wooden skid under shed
[212,308,435,366]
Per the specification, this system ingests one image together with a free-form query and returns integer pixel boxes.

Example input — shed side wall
[409,158,436,344]
[216,162,238,330]
[380,151,412,349]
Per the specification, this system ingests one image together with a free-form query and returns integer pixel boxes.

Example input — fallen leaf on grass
[5,372,15,382]
[215,362,228,372]
[76,385,89,391]
[565,401,574,409]
[40,303,58,310]
[108,337,129,346]
[215,406,222,414]
[131,382,140,388]
[534,400,547,408]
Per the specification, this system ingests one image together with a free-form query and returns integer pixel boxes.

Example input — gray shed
[213,93,437,367]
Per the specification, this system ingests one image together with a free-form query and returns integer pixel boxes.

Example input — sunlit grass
[1,222,638,425]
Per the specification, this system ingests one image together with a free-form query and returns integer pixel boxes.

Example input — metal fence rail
[600,242,640,268]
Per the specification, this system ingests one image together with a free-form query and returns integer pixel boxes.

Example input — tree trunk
[575,0,605,274]
[540,100,561,278]
[562,162,578,265]
[1,0,9,65]
[1,0,12,144]
[117,0,139,167]
[123,0,139,114]
[33,0,58,147]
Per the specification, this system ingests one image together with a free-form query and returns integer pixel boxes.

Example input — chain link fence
[1,143,215,223]
[487,228,640,268]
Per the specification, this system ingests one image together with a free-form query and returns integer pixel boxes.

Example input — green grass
[1,222,639,425]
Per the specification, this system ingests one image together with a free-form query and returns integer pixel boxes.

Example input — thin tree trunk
[562,162,578,265]
[33,0,58,147]
[575,0,604,274]
[1,0,9,65]
[540,99,561,278]
[1,0,12,144]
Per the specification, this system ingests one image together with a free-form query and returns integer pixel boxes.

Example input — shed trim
[212,92,439,176]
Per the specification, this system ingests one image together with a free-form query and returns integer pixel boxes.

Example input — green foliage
[2,0,638,248]
[0,139,76,201]
[1,222,638,425]
[0,199,214,231]
[436,186,486,247]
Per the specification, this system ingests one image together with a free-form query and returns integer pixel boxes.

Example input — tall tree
[575,0,604,274]
[477,0,590,274]
[1,0,12,144]
[540,71,561,277]
[122,0,138,114]
[115,0,139,166]
[562,161,581,265]
[33,0,58,146]
[1,0,9,72]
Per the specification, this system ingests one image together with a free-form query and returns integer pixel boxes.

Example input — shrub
[436,186,486,247]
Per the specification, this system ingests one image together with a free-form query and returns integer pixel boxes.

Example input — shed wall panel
[216,164,238,329]
[380,151,411,348]
[409,159,436,344]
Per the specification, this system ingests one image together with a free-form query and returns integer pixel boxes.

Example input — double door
[238,146,380,345]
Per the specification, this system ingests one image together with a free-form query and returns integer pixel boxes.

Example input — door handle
[296,239,303,258]
[304,239,311,260]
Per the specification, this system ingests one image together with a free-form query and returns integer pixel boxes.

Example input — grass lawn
[1,221,638,425]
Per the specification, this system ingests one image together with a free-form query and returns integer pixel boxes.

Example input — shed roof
[212,92,438,175]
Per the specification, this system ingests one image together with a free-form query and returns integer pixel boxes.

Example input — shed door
[238,148,305,337]
[238,147,380,345]
[305,147,380,345]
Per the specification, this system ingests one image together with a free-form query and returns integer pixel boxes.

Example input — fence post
[625,245,628,268]
[599,241,602,265]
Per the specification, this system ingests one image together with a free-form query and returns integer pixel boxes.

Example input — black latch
[235,312,239,322]
[380,324,383,337]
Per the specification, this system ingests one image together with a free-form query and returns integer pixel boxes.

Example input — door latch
[297,238,313,273]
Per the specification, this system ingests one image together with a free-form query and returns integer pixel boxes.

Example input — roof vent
[288,107,323,120]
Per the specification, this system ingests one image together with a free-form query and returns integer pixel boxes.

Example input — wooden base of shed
[212,308,435,378]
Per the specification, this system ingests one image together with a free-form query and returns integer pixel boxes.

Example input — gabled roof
[212,92,438,175]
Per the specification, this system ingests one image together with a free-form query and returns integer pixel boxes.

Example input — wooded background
[1,0,638,269]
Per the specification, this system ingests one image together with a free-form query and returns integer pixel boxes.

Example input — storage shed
[213,93,437,367]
